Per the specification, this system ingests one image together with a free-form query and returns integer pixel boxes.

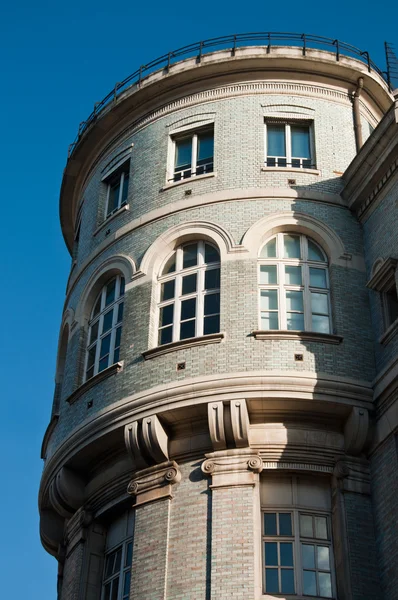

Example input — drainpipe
[353,77,364,152]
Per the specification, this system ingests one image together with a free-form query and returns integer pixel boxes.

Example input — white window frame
[85,275,125,381]
[101,538,133,600]
[104,164,130,218]
[258,233,332,333]
[168,125,214,183]
[262,509,336,598]
[264,120,315,169]
[157,241,220,346]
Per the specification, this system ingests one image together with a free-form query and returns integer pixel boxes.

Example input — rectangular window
[265,121,315,169]
[383,286,398,329]
[105,163,130,218]
[171,127,214,182]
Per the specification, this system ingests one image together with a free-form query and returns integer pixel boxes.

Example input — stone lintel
[127,460,181,507]
[202,448,263,488]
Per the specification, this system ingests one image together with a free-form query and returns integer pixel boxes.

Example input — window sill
[261,166,320,176]
[379,318,398,346]
[161,172,216,191]
[142,333,225,360]
[252,330,343,344]
[93,204,130,237]
[66,361,124,405]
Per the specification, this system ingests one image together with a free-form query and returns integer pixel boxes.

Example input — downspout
[353,77,364,152]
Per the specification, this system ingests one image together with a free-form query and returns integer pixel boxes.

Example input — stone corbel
[207,399,250,450]
[64,507,93,557]
[202,448,263,488]
[344,407,369,456]
[127,460,181,507]
[124,414,169,469]
[49,466,85,518]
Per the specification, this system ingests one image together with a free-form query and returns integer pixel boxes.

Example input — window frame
[104,163,130,218]
[258,233,332,334]
[156,240,220,346]
[101,538,133,600]
[264,120,316,169]
[84,275,125,382]
[168,125,214,183]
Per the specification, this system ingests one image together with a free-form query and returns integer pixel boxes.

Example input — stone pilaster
[202,449,263,600]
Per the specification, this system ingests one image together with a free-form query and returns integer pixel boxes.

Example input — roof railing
[67,32,387,159]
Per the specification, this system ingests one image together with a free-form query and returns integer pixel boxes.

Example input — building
[39,34,398,600]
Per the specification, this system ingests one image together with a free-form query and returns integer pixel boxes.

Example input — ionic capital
[202,448,263,488]
[127,460,181,507]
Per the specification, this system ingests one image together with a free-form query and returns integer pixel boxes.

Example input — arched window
[157,241,220,346]
[258,233,331,333]
[85,275,125,380]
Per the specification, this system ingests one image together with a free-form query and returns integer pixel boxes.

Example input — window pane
[285,265,302,285]
[300,515,313,537]
[204,293,220,316]
[99,356,109,372]
[114,549,122,573]
[119,277,125,297]
[205,244,220,264]
[260,265,277,285]
[86,366,94,380]
[121,173,129,204]
[102,310,114,334]
[161,280,175,301]
[280,543,293,567]
[265,569,279,594]
[204,315,220,335]
[114,327,122,349]
[315,517,328,540]
[279,513,292,536]
[105,553,115,578]
[108,182,120,214]
[319,572,333,598]
[183,243,198,269]
[159,326,172,346]
[123,571,131,598]
[260,238,277,258]
[93,295,102,317]
[100,334,111,359]
[267,124,286,156]
[317,546,330,570]
[160,304,174,327]
[287,313,304,330]
[106,279,116,305]
[264,542,278,566]
[87,345,96,369]
[261,312,279,330]
[284,234,301,258]
[260,290,278,310]
[311,292,328,315]
[205,268,220,290]
[291,125,311,159]
[180,320,195,340]
[117,302,124,323]
[103,582,111,600]
[281,569,295,594]
[303,570,317,596]
[312,314,330,334]
[162,253,176,275]
[286,290,303,311]
[175,138,192,169]
[111,578,119,600]
[308,240,325,261]
[197,132,214,162]
[302,544,315,569]
[113,348,120,363]
[264,513,277,535]
[310,268,327,288]
[182,274,197,295]
[89,321,99,345]
[181,298,196,321]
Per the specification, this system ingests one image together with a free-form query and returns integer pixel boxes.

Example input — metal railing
[67,32,387,159]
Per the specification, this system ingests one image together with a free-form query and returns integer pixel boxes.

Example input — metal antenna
[385,41,398,91]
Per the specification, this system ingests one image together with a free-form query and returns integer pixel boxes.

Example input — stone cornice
[66,361,123,405]
[39,370,373,507]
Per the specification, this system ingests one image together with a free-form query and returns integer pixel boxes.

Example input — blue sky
[0,0,396,597]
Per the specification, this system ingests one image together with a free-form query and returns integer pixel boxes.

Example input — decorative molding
[93,204,130,237]
[64,507,93,556]
[127,460,181,506]
[230,399,250,448]
[252,330,343,344]
[142,333,225,360]
[367,257,397,291]
[344,407,369,455]
[124,421,148,470]
[208,402,227,450]
[49,467,85,518]
[202,449,263,488]
[124,414,169,468]
[358,156,398,219]
[66,361,123,405]
[161,171,216,190]
[41,414,59,459]
[207,399,250,450]
[261,462,334,473]
[333,458,371,495]
[261,166,321,175]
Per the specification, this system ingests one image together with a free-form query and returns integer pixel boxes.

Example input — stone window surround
[367,257,398,345]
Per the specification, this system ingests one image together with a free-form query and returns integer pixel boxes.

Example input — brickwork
[60,543,84,600]
[371,434,398,600]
